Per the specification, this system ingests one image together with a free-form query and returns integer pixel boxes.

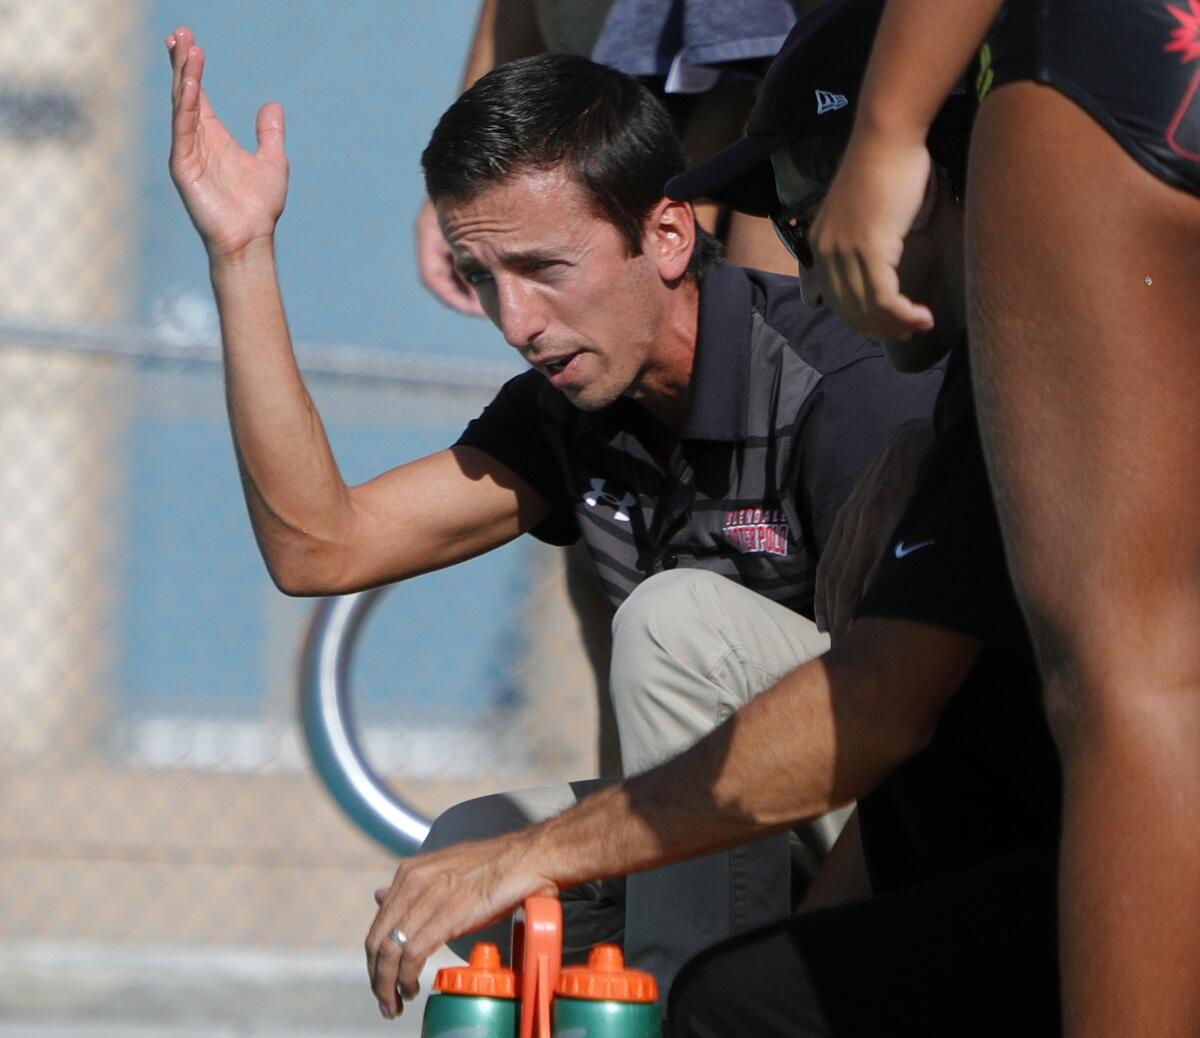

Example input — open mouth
[540,351,582,378]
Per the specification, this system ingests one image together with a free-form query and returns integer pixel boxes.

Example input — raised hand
[166,27,289,261]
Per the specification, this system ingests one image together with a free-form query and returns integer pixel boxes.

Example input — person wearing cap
[413,47,943,1000]
[366,0,1064,1031]
[163,21,941,1022]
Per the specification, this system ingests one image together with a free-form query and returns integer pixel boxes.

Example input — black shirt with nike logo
[856,345,1062,894]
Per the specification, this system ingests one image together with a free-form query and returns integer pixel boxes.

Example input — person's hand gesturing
[166,26,289,262]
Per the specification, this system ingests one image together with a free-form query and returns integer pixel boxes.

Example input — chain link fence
[0,1,603,1032]
[1,328,600,951]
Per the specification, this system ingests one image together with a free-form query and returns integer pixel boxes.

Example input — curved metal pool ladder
[299,588,431,856]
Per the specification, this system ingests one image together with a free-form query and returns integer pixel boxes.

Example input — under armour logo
[583,479,636,523]
[815,89,848,114]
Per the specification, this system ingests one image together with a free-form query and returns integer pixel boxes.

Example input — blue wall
[119,3,535,731]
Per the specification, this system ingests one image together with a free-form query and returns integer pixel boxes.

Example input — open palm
[167,27,289,260]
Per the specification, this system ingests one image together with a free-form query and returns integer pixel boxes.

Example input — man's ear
[645,198,696,282]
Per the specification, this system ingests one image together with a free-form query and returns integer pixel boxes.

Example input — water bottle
[420,895,660,1038]
[420,941,518,1038]
[552,944,661,1038]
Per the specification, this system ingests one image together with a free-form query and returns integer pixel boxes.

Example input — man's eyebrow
[451,246,569,275]
[492,247,566,266]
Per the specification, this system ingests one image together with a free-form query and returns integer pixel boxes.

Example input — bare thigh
[966,83,1200,1028]
[966,80,1200,705]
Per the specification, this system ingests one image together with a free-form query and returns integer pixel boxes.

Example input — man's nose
[799,266,825,310]
[495,278,547,349]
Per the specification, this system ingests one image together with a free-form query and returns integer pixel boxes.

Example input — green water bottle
[420,941,518,1038]
[552,944,661,1038]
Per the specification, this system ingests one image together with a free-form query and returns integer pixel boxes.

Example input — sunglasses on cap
[770,184,827,270]
[770,168,944,270]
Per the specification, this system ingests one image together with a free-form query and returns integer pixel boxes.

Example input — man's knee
[609,569,827,720]
[608,571,739,764]
[421,792,530,855]
[609,570,744,700]
[611,569,723,653]
[612,569,826,674]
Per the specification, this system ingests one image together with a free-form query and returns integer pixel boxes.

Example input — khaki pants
[423,569,848,1000]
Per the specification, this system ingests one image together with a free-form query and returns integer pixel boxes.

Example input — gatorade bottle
[420,942,518,1038]
[552,944,661,1038]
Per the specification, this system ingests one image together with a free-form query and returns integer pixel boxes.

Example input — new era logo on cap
[815,89,848,114]
[664,0,974,218]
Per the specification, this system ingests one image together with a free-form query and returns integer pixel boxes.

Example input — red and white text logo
[723,507,789,557]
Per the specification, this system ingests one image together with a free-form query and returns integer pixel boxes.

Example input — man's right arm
[210,244,554,594]
[168,27,551,596]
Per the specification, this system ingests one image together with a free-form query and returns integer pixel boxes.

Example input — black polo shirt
[855,347,1061,894]
[455,261,943,613]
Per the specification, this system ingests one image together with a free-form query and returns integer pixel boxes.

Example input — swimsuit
[982,0,1200,195]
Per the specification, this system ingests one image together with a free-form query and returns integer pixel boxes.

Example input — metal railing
[299,588,432,857]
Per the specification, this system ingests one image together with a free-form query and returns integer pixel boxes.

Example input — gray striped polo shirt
[456,261,942,615]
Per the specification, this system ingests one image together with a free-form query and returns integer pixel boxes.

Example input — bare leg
[967,82,1200,1034]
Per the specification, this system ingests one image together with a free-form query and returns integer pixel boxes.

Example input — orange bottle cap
[554,944,658,1003]
[434,942,517,999]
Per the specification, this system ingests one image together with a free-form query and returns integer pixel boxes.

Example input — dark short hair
[422,54,720,279]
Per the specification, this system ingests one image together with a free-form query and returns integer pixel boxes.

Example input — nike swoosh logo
[894,538,936,558]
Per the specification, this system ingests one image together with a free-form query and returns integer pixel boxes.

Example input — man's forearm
[210,243,353,593]
[529,622,975,891]
[367,619,979,1006]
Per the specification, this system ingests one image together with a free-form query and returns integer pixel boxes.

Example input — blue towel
[592,0,799,79]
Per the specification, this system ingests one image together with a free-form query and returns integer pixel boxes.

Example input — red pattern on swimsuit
[1165,0,1200,159]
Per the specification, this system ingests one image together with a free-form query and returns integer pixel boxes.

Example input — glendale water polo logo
[1165,0,1200,160]
[723,507,789,557]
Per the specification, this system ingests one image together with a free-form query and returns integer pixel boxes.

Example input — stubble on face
[436,168,673,413]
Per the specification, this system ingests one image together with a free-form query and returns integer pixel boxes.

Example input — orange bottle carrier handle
[513,895,562,1038]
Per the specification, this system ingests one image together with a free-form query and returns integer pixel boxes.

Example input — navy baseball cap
[665,0,976,216]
